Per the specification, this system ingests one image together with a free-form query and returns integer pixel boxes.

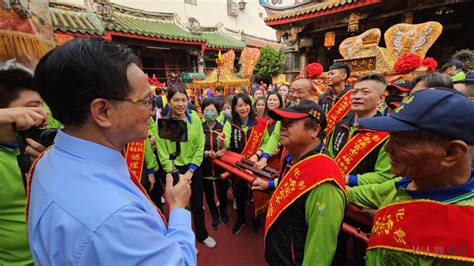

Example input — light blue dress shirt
[28,130,196,265]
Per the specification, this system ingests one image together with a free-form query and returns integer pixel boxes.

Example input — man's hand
[249,154,259,163]
[165,173,191,210]
[216,132,226,148]
[206,150,216,159]
[215,149,226,158]
[0,107,48,129]
[147,173,156,192]
[254,157,268,170]
[251,178,269,191]
[183,170,194,184]
[25,138,46,159]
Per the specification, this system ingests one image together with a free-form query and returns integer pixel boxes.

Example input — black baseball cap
[358,89,474,143]
[386,79,412,92]
[269,100,327,130]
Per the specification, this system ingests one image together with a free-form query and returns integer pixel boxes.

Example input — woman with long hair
[217,93,269,234]
[253,96,268,120]
[155,86,216,248]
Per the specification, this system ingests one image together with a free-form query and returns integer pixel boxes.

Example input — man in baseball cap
[355,89,474,265]
[252,100,346,265]
[384,79,412,114]
[453,71,474,101]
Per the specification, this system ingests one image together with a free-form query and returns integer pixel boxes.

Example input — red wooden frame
[265,0,381,26]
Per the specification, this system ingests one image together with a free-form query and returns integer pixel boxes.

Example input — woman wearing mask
[155,86,216,249]
[253,96,268,120]
[201,98,229,230]
[217,93,269,234]
[217,96,233,125]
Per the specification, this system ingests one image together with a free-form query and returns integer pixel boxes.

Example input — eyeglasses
[106,96,156,111]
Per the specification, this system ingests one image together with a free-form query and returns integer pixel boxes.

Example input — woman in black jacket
[201,98,229,230]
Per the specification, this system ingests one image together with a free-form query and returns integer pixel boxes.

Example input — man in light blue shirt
[29,37,196,265]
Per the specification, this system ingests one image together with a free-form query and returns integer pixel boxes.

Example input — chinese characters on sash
[368,200,474,262]
[334,131,389,175]
[264,154,345,239]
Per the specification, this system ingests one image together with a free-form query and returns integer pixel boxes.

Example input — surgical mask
[222,109,232,118]
[204,110,217,121]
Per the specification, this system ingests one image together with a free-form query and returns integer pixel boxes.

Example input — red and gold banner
[335,131,389,175]
[241,117,269,159]
[368,200,474,262]
[325,90,352,143]
[264,154,345,238]
[124,141,145,182]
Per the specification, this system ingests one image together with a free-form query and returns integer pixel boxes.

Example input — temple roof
[50,2,104,35]
[49,1,277,50]
[264,0,380,25]
[105,12,205,42]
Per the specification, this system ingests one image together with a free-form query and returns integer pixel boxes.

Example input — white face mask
[222,109,232,118]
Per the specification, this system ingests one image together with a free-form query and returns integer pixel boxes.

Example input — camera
[14,127,58,191]
[16,127,57,147]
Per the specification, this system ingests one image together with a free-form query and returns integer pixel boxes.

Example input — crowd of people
[0,37,473,265]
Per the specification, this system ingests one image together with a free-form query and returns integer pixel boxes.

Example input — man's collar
[54,130,128,172]
[396,169,474,202]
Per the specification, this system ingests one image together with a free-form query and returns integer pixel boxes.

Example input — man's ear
[89,98,113,128]
[312,124,321,138]
[440,140,470,167]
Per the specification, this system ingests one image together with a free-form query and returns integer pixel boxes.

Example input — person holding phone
[155,86,217,249]
[217,93,269,234]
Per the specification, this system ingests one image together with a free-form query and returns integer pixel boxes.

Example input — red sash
[241,117,268,159]
[264,154,346,239]
[368,200,474,262]
[325,90,352,143]
[124,141,145,181]
[334,131,389,175]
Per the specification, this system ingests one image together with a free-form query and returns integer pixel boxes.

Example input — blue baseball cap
[358,89,474,143]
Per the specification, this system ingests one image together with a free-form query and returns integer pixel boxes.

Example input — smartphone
[157,119,188,142]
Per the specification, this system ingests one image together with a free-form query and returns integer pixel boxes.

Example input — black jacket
[201,121,225,177]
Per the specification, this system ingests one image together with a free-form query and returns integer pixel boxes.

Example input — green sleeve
[355,143,395,186]
[144,138,159,172]
[326,130,336,158]
[303,182,346,266]
[189,113,205,168]
[259,126,270,150]
[155,131,172,173]
[148,118,159,142]
[216,112,225,124]
[262,121,280,155]
[223,121,232,149]
[347,178,401,210]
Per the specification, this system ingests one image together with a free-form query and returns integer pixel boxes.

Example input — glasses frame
[106,96,156,110]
